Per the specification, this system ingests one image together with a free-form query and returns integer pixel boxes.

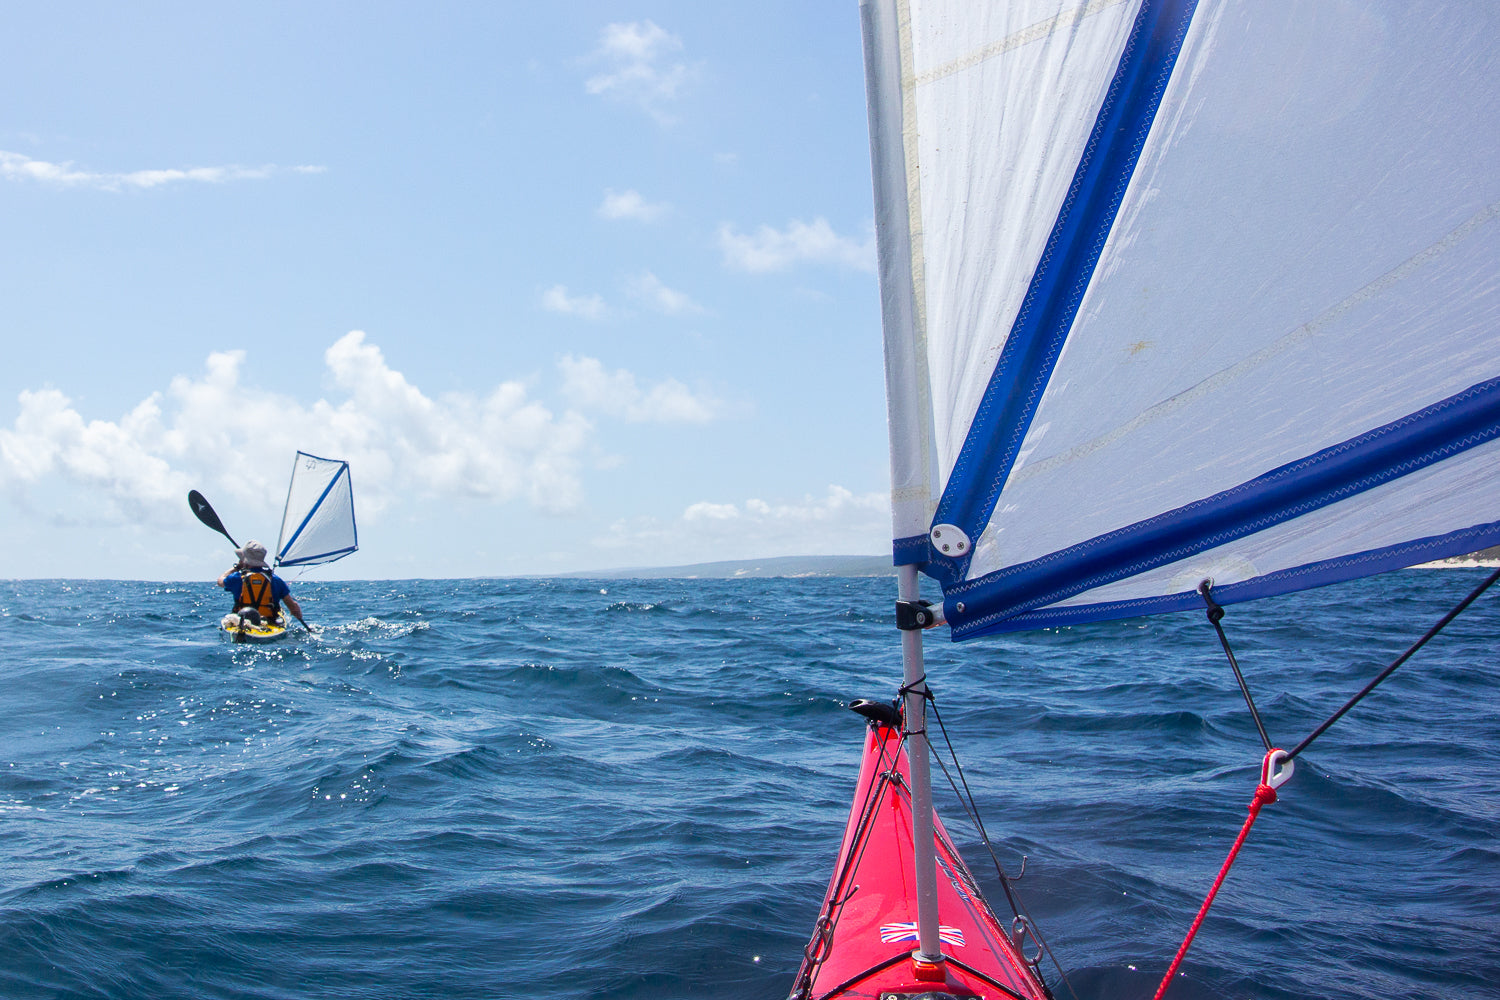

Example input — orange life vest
[237,571,280,621]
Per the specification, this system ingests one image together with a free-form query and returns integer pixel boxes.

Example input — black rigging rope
[1157,566,1500,1000]
[924,692,1078,1000]
[789,728,905,1000]
[1199,565,1500,759]
[1198,581,1272,750]
[1286,564,1500,760]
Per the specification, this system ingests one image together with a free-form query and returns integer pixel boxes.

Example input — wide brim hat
[236,541,270,569]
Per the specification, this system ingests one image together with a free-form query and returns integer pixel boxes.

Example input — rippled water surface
[1,572,1496,999]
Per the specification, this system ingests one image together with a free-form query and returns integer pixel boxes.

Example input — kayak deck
[220,617,287,643]
[790,716,1051,1000]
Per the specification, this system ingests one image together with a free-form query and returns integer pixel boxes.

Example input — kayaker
[218,541,308,628]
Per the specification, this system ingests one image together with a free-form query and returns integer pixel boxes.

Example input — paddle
[190,489,314,634]
[188,490,238,548]
[191,489,249,637]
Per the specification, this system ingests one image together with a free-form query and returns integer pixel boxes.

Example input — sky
[0,2,896,580]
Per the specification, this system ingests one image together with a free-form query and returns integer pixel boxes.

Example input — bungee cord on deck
[924,693,1077,1000]
[789,718,904,1000]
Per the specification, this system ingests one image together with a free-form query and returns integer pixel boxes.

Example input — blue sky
[1,2,895,579]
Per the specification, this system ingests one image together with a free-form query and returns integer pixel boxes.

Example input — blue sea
[2,572,1496,1000]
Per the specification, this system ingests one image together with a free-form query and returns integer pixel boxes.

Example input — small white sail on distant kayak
[192,452,357,643]
[791,1,1500,997]
[275,451,358,569]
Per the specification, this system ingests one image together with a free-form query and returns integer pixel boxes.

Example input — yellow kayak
[220,615,287,644]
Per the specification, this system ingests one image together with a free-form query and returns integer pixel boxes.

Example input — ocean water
[1,571,1496,1000]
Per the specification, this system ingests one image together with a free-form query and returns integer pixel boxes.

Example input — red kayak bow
[790,716,1052,1000]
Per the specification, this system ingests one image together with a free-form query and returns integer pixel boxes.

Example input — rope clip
[1260,748,1293,792]
[1010,915,1044,967]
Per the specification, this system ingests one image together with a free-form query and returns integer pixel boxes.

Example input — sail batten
[870,0,1500,637]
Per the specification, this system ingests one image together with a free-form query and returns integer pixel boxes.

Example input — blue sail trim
[894,534,929,565]
[276,462,349,566]
[945,378,1500,638]
[926,0,1199,585]
[953,520,1500,639]
[279,543,359,568]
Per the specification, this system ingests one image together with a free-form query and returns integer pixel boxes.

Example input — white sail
[867,0,1500,639]
[274,452,358,568]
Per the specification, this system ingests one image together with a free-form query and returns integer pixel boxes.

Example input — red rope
[1151,768,1281,1000]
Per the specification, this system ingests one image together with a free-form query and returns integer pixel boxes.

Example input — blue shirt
[222,571,290,602]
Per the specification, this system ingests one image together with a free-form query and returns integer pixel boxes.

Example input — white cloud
[598,188,668,222]
[0,150,324,192]
[0,332,593,527]
[558,355,718,424]
[0,389,192,525]
[318,333,591,511]
[627,271,705,316]
[584,21,696,123]
[718,218,876,273]
[700,487,888,527]
[596,486,890,563]
[682,501,741,521]
[541,284,608,320]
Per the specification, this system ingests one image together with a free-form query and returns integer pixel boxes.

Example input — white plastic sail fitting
[930,524,970,557]
[1261,748,1294,790]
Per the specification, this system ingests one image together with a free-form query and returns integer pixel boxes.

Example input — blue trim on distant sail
[953,520,1500,639]
[894,534,929,566]
[928,0,1199,581]
[945,378,1500,637]
[279,543,359,568]
[276,462,349,566]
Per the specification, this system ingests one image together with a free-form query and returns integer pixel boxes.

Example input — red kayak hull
[790,719,1051,1000]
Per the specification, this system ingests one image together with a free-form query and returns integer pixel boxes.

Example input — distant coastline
[1415,544,1500,569]
[552,554,895,579]
[7,547,1494,583]
[554,544,1500,580]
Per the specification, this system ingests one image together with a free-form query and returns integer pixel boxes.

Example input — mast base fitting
[910,952,947,982]
[896,599,937,630]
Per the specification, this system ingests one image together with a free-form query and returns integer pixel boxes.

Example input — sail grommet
[930,523,970,556]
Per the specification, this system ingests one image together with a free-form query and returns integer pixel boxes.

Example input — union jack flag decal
[879,922,965,947]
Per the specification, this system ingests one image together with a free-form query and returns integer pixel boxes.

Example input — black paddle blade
[188,490,238,547]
